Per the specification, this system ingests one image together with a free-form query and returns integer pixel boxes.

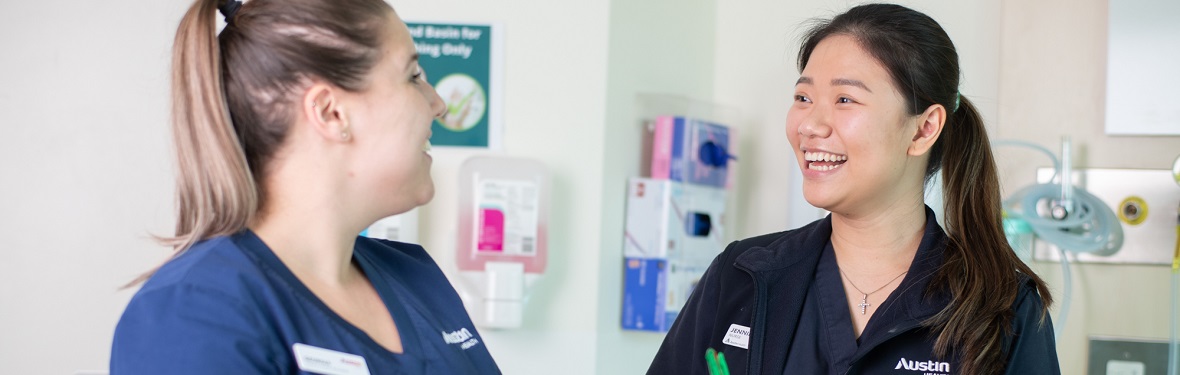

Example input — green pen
[705,348,730,375]
[705,348,719,374]
[716,351,730,375]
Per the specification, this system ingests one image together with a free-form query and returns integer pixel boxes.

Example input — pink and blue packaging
[650,115,735,189]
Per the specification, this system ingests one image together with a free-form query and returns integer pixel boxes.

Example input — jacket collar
[901,207,951,319]
[734,206,945,272]
[733,213,832,272]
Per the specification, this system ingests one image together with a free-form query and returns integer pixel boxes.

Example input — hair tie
[218,0,242,24]
[953,92,961,112]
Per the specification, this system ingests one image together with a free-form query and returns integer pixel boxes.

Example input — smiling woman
[648,3,1058,375]
[789,34,925,218]
[108,0,500,374]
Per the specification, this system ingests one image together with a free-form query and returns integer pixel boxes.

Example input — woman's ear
[302,84,351,143]
[909,104,946,156]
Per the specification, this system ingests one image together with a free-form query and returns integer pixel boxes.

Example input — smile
[804,151,847,171]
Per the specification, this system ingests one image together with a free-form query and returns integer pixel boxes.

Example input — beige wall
[0,1,184,373]
[999,0,1180,373]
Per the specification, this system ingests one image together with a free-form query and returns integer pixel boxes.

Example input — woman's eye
[837,97,854,104]
[795,95,811,103]
[412,66,426,82]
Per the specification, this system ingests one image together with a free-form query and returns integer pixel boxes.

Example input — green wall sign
[406,22,501,148]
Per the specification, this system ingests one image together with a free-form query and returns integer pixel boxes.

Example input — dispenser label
[476,179,538,256]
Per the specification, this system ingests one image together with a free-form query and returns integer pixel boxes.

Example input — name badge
[722,324,750,350]
[292,343,371,375]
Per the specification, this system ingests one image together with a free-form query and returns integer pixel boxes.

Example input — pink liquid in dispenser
[456,156,549,274]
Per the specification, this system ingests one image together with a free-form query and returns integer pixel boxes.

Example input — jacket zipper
[736,264,766,375]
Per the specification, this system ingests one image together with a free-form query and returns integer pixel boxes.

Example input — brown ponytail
[130,0,393,286]
[168,0,258,255]
[798,4,1053,374]
[126,0,257,287]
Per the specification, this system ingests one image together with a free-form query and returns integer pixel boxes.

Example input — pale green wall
[594,0,718,373]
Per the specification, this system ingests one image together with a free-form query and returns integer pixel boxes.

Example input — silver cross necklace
[838,268,908,315]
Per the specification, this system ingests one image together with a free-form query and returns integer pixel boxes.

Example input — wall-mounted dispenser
[455,156,549,329]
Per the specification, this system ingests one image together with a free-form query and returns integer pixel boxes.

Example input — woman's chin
[414,182,436,206]
[802,191,833,211]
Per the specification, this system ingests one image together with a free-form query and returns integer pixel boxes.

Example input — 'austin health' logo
[894,357,950,374]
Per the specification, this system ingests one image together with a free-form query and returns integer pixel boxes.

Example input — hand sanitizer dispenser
[456,156,549,329]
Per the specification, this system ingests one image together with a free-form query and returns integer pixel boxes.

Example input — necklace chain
[838,268,908,315]
[838,268,908,296]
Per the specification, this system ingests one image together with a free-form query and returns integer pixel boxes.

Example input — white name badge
[292,343,371,375]
[722,324,750,350]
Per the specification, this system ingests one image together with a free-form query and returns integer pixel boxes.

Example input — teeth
[808,163,844,171]
[804,151,847,162]
[423,139,432,153]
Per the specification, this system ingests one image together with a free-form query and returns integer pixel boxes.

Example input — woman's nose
[429,87,447,119]
[797,107,832,138]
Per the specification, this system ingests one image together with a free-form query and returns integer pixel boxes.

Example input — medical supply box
[621,177,727,332]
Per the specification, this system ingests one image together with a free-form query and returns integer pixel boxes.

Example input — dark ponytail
[798,4,1052,374]
[931,95,1054,371]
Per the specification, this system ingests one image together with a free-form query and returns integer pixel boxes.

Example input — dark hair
[130,0,393,286]
[797,4,1052,374]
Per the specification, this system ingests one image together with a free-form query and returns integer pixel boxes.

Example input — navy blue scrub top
[783,242,863,373]
[111,230,500,374]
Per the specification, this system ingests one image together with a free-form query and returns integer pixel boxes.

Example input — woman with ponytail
[110,0,500,373]
[650,4,1058,374]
